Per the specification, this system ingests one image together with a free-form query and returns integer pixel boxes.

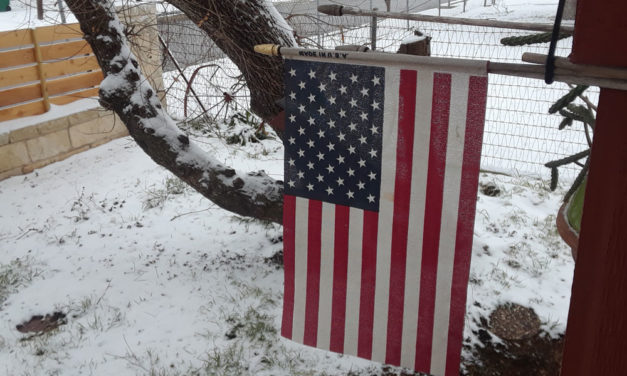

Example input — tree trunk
[63,0,284,223]
[165,0,297,123]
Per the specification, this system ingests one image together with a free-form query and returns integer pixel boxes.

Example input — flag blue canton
[284,60,384,212]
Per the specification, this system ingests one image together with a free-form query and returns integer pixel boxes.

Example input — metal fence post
[370,7,377,51]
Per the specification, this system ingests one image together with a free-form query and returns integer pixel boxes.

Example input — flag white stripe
[400,69,435,369]
[317,202,336,350]
[292,197,310,344]
[344,207,364,356]
[371,68,401,362]
[430,73,470,375]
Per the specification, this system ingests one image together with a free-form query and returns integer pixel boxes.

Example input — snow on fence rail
[158,9,596,179]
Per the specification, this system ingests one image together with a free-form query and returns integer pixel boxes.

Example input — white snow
[0,0,578,374]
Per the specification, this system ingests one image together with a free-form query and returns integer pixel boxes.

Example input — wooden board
[0,65,39,89]
[0,100,46,122]
[0,29,32,49]
[40,40,94,62]
[49,87,100,105]
[47,71,103,96]
[0,47,36,69]
[43,55,101,80]
[34,23,83,44]
[0,83,42,107]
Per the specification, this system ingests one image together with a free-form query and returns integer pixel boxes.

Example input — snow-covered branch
[64,0,284,223]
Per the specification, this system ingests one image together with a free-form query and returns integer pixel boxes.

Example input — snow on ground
[1,0,577,374]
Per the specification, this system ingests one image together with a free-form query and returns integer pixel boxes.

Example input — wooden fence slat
[40,40,93,61]
[42,55,101,80]
[47,71,103,96]
[49,87,100,105]
[0,83,42,107]
[34,23,83,44]
[0,65,40,88]
[0,100,46,122]
[0,29,33,49]
[0,48,36,69]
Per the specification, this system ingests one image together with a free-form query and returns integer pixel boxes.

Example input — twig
[170,207,214,221]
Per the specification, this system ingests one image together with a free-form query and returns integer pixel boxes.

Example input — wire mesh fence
[157,2,596,179]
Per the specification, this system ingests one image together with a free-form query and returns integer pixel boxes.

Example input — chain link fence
[157,1,596,179]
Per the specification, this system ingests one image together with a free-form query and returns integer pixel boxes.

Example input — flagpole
[254,44,627,90]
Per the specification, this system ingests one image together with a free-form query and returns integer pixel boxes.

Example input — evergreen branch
[500,32,571,46]
[545,149,590,168]
[564,157,589,203]
[566,103,595,128]
[550,167,558,191]
[549,85,589,114]
[559,117,573,130]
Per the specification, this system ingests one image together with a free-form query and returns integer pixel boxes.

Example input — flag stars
[347,167,355,176]
[338,109,347,118]
[318,106,326,115]
[307,139,315,148]
[348,122,357,132]
[337,154,345,164]
[370,125,379,134]
[357,181,365,190]
[369,171,377,180]
[307,161,315,169]
[347,145,356,154]
[358,159,366,167]
[288,136,295,144]
[326,164,335,173]
[371,100,380,110]
[350,73,359,83]
[360,87,369,96]
[327,142,335,151]
[337,132,346,141]
[298,104,306,113]
[317,151,325,160]
[349,98,358,108]
[367,194,375,202]
[308,69,316,79]
[287,180,295,188]
[317,129,325,138]
[369,148,378,158]
[298,127,305,136]
[308,116,316,126]
[359,112,369,121]
[317,174,324,182]
[318,82,327,92]
[289,68,296,77]
[326,186,334,195]
[328,71,337,81]
[297,170,305,179]
[289,91,296,100]
[308,93,316,103]
[297,149,305,157]
[307,183,314,191]
[288,114,296,123]
[336,177,344,186]
[359,135,367,144]
[288,158,295,166]
[371,75,381,86]
[339,85,347,94]
[328,119,336,128]
[298,81,306,90]
[346,190,355,199]
[328,96,337,105]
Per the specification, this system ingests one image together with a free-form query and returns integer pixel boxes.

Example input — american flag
[281,56,488,376]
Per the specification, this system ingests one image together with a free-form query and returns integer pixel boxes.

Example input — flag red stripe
[385,69,418,365]
[304,200,322,347]
[282,194,296,339]
[358,210,379,359]
[445,76,488,376]
[330,205,350,353]
[415,72,452,370]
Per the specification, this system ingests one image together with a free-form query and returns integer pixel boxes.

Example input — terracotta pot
[557,201,579,260]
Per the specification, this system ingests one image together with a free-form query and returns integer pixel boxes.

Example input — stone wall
[0,110,128,180]
[0,3,164,182]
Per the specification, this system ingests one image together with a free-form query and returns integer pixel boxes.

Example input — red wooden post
[561,0,627,374]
